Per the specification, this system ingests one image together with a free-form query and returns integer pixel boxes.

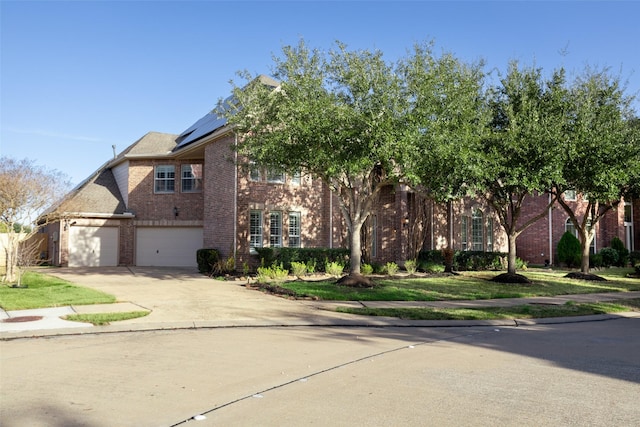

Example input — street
[2,317,639,426]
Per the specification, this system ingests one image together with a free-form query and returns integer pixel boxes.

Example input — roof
[174,75,279,151]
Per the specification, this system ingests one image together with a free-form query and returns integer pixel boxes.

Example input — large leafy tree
[481,63,567,279]
[552,68,639,274]
[225,40,406,281]
[399,44,488,272]
[1,157,70,284]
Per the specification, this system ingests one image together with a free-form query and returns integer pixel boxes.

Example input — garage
[69,226,119,267]
[136,227,203,267]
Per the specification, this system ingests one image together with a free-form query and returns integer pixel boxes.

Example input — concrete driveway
[45,266,360,328]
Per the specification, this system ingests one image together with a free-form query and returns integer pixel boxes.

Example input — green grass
[0,271,116,310]
[273,268,640,301]
[337,298,640,321]
[64,311,149,326]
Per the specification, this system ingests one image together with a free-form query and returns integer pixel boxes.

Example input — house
[42,77,636,270]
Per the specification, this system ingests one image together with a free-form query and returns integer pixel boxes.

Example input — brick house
[43,80,636,270]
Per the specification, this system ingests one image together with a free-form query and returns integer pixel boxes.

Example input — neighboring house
[42,77,636,270]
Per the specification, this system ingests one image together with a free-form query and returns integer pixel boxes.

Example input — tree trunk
[444,200,453,273]
[580,236,591,274]
[507,233,518,275]
[349,221,363,275]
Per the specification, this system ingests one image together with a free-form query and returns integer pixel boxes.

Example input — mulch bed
[564,272,607,281]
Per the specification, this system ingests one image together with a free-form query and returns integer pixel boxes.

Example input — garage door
[136,227,203,267]
[69,226,119,267]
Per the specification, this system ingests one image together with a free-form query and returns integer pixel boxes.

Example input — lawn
[262,268,640,301]
[0,270,115,310]
[337,299,640,321]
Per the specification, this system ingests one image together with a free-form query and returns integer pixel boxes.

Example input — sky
[2,0,639,187]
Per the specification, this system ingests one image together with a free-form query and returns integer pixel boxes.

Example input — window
[564,190,577,201]
[249,162,261,182]
[250,211,263,249]
[155,165,175,193]
[624,201,632,224]
[486,218,493,252]
[288,212,301,247]
[461,216,469,251]
[290,171,302,185]
[270,212,282,247]
[565,218,577,237]
[472,209,483,251]
[181,164,202,192]
[267,169,285,183]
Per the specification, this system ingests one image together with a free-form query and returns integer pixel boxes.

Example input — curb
[2,312,639,341]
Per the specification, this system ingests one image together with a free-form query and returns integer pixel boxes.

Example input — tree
[0,157,70,283]
[225,40,406,282]
[481,63,567,279]
[552,67,639,274]
[399,44,488,272]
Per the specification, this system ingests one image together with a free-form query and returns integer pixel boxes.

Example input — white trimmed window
[270,212,282,247]
[461,216,469,251]
[181,164,202,192]
[565,218,578,237]
[288,212,301,247]
[486,217,493,252]
[155,165,175,193]
[250,210,263,249]
[249,162,261,182]
[564,190,577,201]
[267,169,285,183]
[472,209,483,251]
[290,171,302,185]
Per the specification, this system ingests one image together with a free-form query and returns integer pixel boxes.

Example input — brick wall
[127,159,204,221]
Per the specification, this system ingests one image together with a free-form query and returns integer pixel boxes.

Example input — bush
[325,261,345,277]
[384,262,399,276]
[256,247,349,273]
[290,261,307,277]
[610,237,629,267]
[590,253,603,269]
[361,263,374,275]
[599,247,619,268]
[418,250,444,264]
[256,263,289,283]
[423,262,445,274]
[630,251,640,267]
[404,259,417,275]
[557,232,581,268]
[454,251,506,271]
[515,257,528,271]
[196,248,220,275]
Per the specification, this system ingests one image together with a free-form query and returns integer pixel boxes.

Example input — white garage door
[69,226,119,267]
[136,227,203,267]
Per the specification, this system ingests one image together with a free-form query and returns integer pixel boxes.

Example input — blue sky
[2,1,639,186]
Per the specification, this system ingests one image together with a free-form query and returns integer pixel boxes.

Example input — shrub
[384,262,399,276]
[590,253,603,269]
[515,257,528,271]
[256,263,289,283]
[599,247,619,268]
[418,250,444,264]
[361,263,374,275]
[630,251,640,267]
[610,237,629,267]
[454,251,506,271]
[196,248,220,275]
[423,262,445,274]
[213,255,235,275]
[290,261,308,277]
[404,259,417,275]
[257,247,349,273]
[557,232,581,268]
[325,261,345,277]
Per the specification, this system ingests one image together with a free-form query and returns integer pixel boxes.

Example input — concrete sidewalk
[1,266,639,337]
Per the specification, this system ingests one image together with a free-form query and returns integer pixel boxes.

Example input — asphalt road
[1,317,639,426]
